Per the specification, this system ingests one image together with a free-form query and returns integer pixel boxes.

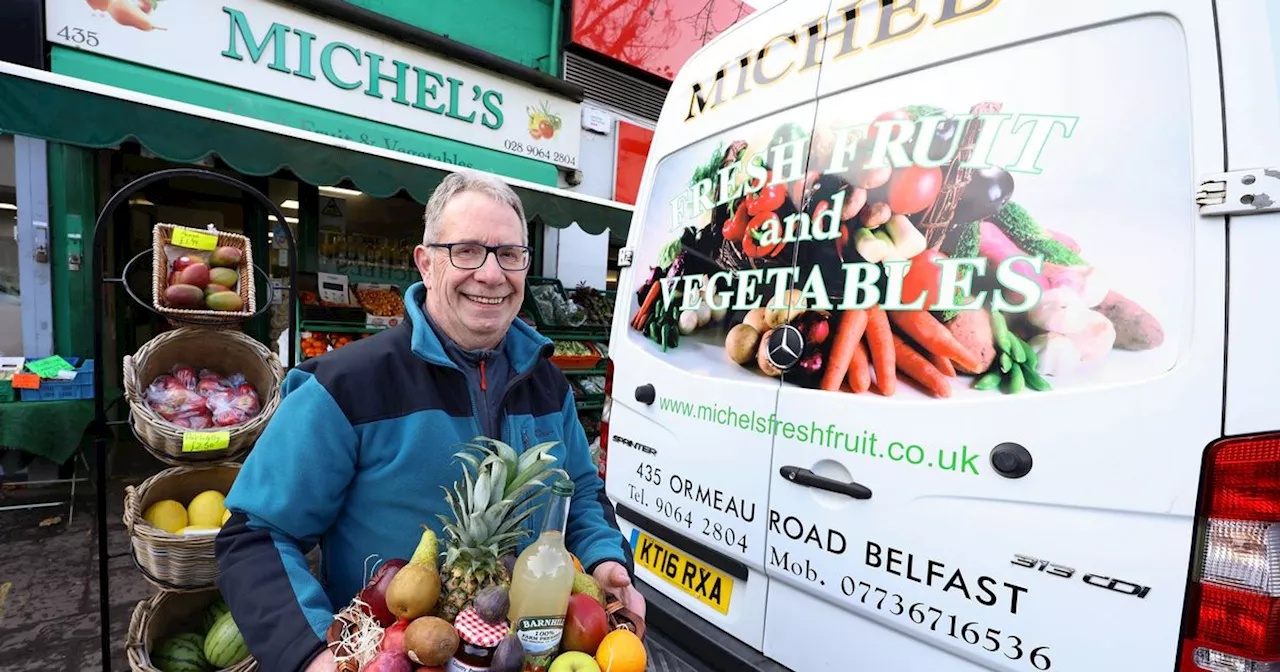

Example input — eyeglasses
[427,242,532,271]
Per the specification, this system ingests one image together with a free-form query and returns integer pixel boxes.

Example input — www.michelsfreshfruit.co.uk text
[656,396,981,476]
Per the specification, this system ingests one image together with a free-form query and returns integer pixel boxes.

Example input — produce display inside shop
[324,439,646,672]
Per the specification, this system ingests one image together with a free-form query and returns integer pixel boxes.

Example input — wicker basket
[153,223,257,326]
[605,594,646,640]
[123,327,283,464]
[126,588,258,672]
[123,463,240,591]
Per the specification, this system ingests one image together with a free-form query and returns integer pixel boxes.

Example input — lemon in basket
[188,490,227,528]
[221,508,231,526]
[143,499,189,534]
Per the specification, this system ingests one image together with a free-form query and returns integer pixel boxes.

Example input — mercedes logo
[766,324,805,371]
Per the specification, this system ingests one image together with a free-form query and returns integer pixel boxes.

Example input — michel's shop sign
[44,0,582,169]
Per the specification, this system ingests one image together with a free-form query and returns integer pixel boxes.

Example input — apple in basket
[170,412,214,429]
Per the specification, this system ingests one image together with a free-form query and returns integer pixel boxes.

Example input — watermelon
[204,610,250,668]
[202,599,231,634]
[152,632,211,672]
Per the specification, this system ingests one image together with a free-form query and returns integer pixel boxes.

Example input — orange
[595,629,646,672]
[570,552,584,573]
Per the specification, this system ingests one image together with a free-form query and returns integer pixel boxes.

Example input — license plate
[631,528,734,615]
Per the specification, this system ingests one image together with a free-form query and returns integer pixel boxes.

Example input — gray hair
[421,170,528,246]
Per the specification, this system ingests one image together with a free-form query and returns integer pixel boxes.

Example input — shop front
[0,1,632,495]
[0,0,636,662]
[6,0,632,359]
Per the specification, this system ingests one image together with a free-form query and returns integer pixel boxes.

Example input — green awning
[0,64,633,237]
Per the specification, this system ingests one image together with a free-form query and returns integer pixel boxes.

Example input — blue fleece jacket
[214,283,631,672]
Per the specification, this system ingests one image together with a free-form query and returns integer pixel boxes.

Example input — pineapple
[435,437,568,623]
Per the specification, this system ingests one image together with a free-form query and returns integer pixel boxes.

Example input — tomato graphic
[887,165,944,215]
[539,120,555,139]
[868,109,913,141]
[742,212,785,259]
[723,202,749,241]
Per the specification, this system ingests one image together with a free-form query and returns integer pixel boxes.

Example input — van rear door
[760,1,1226,670]
[605,0,834,650]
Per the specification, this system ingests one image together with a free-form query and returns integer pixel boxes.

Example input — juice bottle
[507,478,576,672]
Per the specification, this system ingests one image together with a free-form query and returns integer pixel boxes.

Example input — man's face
[414,190,527,351]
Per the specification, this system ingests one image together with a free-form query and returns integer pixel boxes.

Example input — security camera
[565,169,584,186]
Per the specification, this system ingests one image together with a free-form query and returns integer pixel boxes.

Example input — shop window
[0,135,20,357]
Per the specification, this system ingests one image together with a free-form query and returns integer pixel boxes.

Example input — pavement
[0,445,709,672]
[0,470,151,672]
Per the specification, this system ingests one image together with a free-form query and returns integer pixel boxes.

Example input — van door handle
[779,466,872,500]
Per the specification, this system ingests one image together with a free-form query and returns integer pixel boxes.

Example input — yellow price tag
[171,227,218,251]
[182,430,230,452]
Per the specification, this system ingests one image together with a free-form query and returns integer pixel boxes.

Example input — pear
[385,526,442,620]
[571,571,607,607]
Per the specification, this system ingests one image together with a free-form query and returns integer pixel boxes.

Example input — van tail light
[1179,432,1280,671]
[597,358,614,481]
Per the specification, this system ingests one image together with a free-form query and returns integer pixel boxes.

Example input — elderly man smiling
[214,170,642,672]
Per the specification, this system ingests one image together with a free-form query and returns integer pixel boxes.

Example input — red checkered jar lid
[453,607,510,648]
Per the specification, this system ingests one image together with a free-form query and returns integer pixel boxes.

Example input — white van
[599,1,1280,670]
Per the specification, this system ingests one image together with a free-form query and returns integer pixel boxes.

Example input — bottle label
[515,615,566,671]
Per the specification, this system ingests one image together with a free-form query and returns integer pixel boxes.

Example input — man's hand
[592,561,645,621]
[305,648,337,672]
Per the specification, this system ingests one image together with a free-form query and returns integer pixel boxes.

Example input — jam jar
[447,607,511,672]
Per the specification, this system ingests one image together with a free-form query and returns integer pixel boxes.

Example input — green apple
[548,651,602,672]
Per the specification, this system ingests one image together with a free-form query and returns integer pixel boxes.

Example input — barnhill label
[515,615,565,671]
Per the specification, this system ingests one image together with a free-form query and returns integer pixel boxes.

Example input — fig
[490,633,523,672]
[210,246,244,268]
[473,585,509,625]
[164,284,204,309]
[206,291,244,312]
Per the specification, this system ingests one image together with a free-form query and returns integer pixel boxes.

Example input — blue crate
[19,358,95,402]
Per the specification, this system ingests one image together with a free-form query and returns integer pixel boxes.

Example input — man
[215,170,642,672]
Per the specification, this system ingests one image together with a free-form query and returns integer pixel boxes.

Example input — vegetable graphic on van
[630,101,1166,400]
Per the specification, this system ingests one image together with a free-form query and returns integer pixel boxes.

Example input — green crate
[0,378,13,403]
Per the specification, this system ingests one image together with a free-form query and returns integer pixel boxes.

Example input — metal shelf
[301,321,387,334]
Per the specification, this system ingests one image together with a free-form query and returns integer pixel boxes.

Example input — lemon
[187,490,227,528]
[221,508,231,526]
[143,499,188,534]
[177,526,221,535]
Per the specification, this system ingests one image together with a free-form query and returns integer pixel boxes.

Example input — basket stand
[90,168,300,670]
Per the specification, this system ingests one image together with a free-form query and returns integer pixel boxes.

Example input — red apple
[171,254,199,272]
[360,558,408,626]
[380,619,409,654]
[561,593,610,655]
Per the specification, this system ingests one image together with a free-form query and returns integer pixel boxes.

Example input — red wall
[571,0,756,81]
[614,121,655,205]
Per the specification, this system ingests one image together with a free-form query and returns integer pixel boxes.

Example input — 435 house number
[57,26,101,47]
